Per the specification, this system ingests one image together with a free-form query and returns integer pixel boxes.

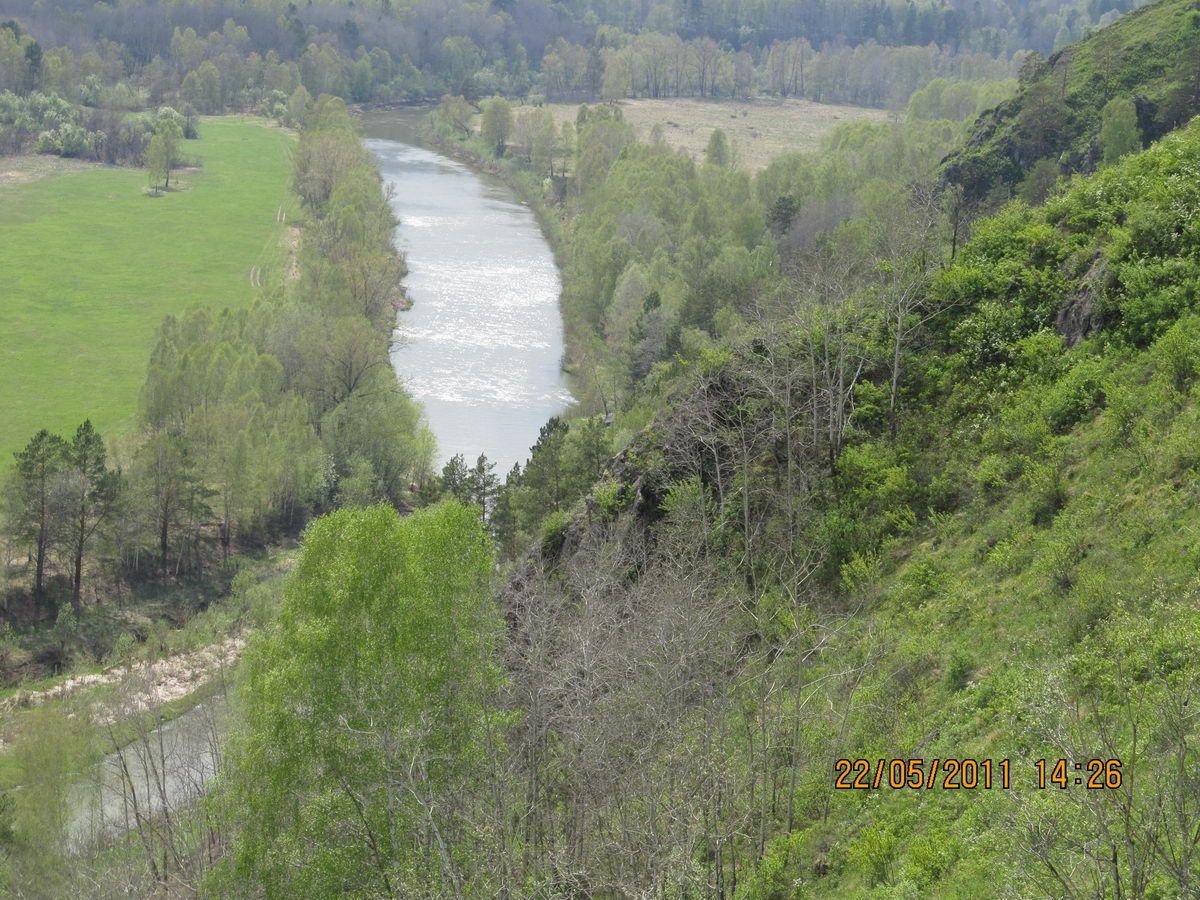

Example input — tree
[218,503,500,896]
[1019,157,1061,204]
[522,417,569,518]
[531,117,557,176]
[1016,80,1068,162]
[873,190,942,439]
[1160,13,1200,129]
[1018,50,1047,86]
[705,127,730,168]
[146,118,182,192]
[286,83,312,128]
[334,455,382,508]
[1100,97,1141,166]
[433,94,473,136]
[145,132,168,193]
[441,453,471,503]
[480,96,512,156]
[134,431,208,578]
[10,430,67,612]
[64,420,116,613]
[466,454,498,517]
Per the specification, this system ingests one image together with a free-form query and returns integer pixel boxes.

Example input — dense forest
[0,0,1157,152]
[3,0,1200,892]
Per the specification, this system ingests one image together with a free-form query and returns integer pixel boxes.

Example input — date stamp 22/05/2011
[833,758,1123,791]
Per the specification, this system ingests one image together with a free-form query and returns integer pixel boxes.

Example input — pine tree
[11,430,67,612]
[64,420,116,613]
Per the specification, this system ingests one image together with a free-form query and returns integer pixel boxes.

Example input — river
[361,108,573,476]
[64,115,571,848]
[68,697,225,850]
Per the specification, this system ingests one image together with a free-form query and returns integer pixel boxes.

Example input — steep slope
[497,118,1200,896]
[942,0,1200,200]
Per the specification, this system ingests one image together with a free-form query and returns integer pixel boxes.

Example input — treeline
[1,9,1019,144]
[0,0,1150,162]
[544,33,1017,110]
[0,88,195,162]
[1,94,430,632]
[599,0,1143,56]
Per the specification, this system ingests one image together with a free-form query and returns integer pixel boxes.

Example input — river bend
[362,109,572,475]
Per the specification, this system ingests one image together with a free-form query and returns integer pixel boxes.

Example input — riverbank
[423,126,569,265]
[0,552,287,791]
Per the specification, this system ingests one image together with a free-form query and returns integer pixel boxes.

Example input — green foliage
[704,127,730,168]
[847,823,899,887]
[1018,156,1060,204]
[480,96,513,155]
[944,649,974,691]
[593,477,627,518]
[1,704,93,894]
[1100,96,1141,165]
[217,502,499,896]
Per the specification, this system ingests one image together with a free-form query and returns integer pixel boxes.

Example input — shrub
[945,650,974,691]
[896,559,946,607]
[1024,456,1067,525]
[1150,318,1200,393]
[847,823,899,887]
[975,453,1010,501]
[540,508,572,554]
[594,478,627,518]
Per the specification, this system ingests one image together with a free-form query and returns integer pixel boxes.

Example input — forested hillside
[479,114,1200,897]
[943,0,1200,198]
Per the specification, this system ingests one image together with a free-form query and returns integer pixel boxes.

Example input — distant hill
[943,0,1200,199]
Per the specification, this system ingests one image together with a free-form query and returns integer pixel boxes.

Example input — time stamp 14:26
[833,758,1124,791]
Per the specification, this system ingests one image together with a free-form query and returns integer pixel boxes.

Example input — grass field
[0,117,295,459]
[547,97,891,172]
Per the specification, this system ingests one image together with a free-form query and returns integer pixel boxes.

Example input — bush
[896,559,946,607]
[540,508,572,554]
[1040,356,1107,433]
[945,649,974,691]
[975,453,1011,501]
[1150,318,1200,393]
[593,478,627,518]
[847,823,899,887]
[1023,456,1067,525]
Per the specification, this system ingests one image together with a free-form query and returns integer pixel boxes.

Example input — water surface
[361,109,571,475]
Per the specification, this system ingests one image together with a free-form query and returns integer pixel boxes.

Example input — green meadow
[0,116,295,458]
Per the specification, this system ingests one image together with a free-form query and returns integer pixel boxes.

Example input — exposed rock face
[1056,254,1108,346]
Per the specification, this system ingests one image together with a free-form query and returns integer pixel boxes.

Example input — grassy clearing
[546,97,890,172]
[0,116,296,458]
